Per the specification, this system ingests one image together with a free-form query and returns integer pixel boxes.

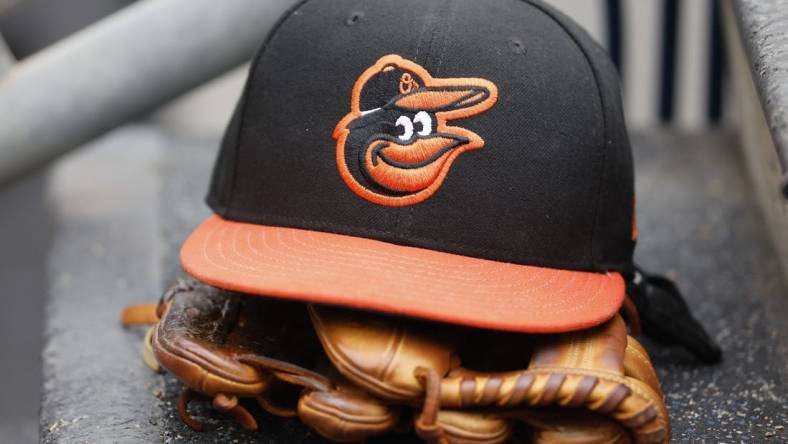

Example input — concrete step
[36,127,788,442]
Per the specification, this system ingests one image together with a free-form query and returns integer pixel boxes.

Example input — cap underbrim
[180,215,625,333]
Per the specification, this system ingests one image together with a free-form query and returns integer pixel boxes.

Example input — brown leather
[148,280,331,430]
[128,282,670,442]
[310,304,514,443]
[421,411,512,444]
[309,304,459,402]
[310,303,669,443]
[142,327,161,372]
[120,302,160,326]
[529,314,629,374]
[432,316,670,443]
[516,409,632,444]
[298,371,402,442]
[153,283,274,396]
[619,295,641,336]
[623,336,662,396]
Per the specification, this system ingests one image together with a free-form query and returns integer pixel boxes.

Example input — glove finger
[298,384,401,442]
[416,410,512,444]
[623,337,661,396]
[433,316,671,443]
[308,303,459,402]
[149,280,337,432]
[152,285,273,397]
[120,302,160,326]
[518,409,631,444]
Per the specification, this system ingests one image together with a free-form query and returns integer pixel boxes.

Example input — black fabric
[206,0,635,273]
[659,0,679,123]
[626,265,722,364]
[359,67,426,111]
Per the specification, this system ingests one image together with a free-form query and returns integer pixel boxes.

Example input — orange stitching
[333,54,498,207]
[399,72,419,94]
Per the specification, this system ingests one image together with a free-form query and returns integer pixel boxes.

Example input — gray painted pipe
[0,36,13,75]
[0,0,297,186]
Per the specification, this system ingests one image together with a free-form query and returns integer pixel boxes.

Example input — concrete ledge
[37,126,788,442]
[730,0,788,195]
[725,0,788,285]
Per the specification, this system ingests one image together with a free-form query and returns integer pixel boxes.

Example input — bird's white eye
[414,111,432,136]
[396,115,414,141]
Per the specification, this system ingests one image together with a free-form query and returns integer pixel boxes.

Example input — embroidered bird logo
[334,55,498,207]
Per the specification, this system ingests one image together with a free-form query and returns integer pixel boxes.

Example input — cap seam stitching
[431,0,458,77]
[522,0,609,265]
[225,0,313,215]
[407,0,453,234]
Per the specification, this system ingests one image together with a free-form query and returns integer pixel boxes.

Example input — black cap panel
[527,0,636,268]
[207,0,634,272]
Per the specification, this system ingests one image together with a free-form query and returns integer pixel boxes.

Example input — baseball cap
[181,0,636,333]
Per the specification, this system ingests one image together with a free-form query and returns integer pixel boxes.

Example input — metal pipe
[0,0,297,186]
[0,35,13,75]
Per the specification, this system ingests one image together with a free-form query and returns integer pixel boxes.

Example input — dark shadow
[0,169,55,443]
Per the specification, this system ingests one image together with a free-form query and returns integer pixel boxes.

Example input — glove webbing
[414,366,667,444]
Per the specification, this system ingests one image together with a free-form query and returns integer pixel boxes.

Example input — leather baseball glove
[123,279,671,443]
[122,279,504,442]
[308,304,669,444]
[122,279,332,431]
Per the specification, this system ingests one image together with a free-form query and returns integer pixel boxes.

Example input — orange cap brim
[180,215,625,333]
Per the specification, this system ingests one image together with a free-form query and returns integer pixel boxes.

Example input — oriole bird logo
[334,55,498,206]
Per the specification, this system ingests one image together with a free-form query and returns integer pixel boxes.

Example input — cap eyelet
[345,11,364,26]
[508,37,526,55]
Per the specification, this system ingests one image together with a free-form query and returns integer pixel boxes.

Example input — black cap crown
[207,0,635,273]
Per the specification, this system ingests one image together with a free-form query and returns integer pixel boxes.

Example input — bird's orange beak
[395,86,491,114]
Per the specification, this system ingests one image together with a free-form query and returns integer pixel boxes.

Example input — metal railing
[0,0,297,186]
[0,35,12,74]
